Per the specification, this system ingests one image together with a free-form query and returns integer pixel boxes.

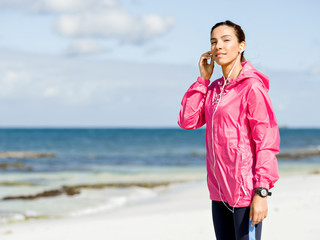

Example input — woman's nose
[215,40,222,49]
[211,41,222,52]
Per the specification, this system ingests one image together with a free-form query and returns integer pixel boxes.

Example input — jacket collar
[217,61,270,92]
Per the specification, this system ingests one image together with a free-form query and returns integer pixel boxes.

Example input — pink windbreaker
[178,61,280,207]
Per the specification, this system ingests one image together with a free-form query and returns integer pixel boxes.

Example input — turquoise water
[0,128,319,224]
[1,128,319,170]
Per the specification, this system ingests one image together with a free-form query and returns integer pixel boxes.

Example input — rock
[62,186,81,195]
[277,149,320,159]
[0,162,33,170]
[0,152,56,159]
[310,169,320,174]
[3,189,64,200]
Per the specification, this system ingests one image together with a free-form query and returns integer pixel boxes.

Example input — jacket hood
[223,61,270,92]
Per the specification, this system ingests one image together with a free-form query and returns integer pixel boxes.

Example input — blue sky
[0,0,319,127]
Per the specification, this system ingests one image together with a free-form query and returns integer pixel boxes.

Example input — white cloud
[1,0,175,45]
[0,0,117,13]
[66,39,105,55]
[54,10,175,44]
[38,0,117,12]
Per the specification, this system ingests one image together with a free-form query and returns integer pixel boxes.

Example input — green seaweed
[2,180,186,201]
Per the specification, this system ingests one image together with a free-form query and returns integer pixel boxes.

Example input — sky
[0,0,319,128]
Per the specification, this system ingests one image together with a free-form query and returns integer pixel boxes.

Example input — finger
[251,217,261,227]
[201,51,212,58]
[201,56,211,61]
[250,217,255,227]
[251,220,255,227]
[201,56,211,62]
[253,215,265,227]
[261,210,267,221]
[210,56,215,66]
[251,213,258,227]
[251,212,260,227]
[200,53,210,59]
[200,56,210,65]
[201,52,211,57]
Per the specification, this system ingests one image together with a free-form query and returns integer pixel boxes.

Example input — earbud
[239,47,244,53]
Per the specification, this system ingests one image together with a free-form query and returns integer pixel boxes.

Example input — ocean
[0,128,320,224]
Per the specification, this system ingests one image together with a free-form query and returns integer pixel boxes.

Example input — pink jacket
[178,61,280,207]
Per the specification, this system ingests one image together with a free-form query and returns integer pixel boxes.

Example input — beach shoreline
[0,173,319,240]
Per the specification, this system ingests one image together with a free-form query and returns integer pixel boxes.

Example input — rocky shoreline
[0,162,33,171]
[277,149,320,159]
[0,152,56,171]
[0,152,56,159]
[2,181,177,201]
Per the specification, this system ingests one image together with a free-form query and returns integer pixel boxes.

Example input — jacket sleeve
[247,82,280,190]
[178,76,210,130]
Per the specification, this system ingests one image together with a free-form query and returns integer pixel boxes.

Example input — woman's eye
[211,42,217,45]
[224,39,230,42]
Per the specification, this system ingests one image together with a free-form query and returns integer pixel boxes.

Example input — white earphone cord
[211,52,242,213]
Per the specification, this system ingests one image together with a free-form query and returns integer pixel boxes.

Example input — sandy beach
[0,173,319,240]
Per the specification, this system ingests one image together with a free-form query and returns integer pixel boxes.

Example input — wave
[0,184,162,224]
[0,211,46,225]
[70,187,158,217]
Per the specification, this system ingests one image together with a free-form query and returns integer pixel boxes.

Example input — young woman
[178,20,280,240]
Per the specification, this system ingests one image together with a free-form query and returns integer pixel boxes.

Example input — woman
[178,20,280,240]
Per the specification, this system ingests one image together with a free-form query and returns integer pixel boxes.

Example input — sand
[0,174,319,240]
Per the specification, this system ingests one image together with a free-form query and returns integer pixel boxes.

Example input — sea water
[0,128,319,224]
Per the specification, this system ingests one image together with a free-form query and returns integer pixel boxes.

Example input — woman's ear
[239,42,246,53]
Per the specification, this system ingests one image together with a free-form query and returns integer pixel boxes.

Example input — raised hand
[199,51,214,80]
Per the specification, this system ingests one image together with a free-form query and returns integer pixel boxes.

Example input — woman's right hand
[199,51,214,80]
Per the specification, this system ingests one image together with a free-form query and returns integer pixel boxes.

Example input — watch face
[261,189,267,197]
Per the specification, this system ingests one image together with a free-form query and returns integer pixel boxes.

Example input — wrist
[200,75,211,81]
[254,193,265,198]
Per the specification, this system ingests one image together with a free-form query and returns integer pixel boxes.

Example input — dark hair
[210,20,246,62]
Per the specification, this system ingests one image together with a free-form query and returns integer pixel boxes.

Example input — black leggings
[211,201,262,240]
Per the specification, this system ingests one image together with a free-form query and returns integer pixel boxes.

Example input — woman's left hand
[250,194,268,227]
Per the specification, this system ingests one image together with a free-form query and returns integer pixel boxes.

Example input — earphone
[211,49,244,213]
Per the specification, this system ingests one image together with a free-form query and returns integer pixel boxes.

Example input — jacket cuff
[197,76,210,86]
[254,182,270,190]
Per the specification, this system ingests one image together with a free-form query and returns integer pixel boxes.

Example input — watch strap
[255,188,272,197]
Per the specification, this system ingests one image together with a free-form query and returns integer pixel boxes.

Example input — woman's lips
[216,53,226,57]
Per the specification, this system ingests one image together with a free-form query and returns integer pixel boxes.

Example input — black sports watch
[255,188,272,197]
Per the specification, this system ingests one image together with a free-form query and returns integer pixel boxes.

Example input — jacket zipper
[240,174,248,196]
[241,184,247,196]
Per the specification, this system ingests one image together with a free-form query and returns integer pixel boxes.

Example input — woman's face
[210,25,244,66]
